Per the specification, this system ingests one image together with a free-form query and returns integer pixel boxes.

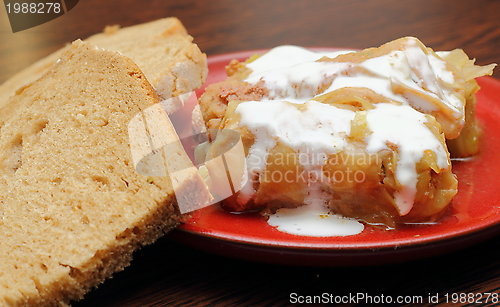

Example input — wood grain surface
[1,0,500,306]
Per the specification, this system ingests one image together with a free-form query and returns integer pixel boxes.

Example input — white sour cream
[267,204,365,237]
[364,103,449,215]
[229,41,454,237]
[267,185,364,237]
[246,45,353,79]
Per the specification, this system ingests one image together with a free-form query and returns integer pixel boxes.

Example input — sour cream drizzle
[233,41,454,236]
[364,103,449,215]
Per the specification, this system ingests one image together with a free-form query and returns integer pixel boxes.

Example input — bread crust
[0,17,208,111]
[0,40,207,306]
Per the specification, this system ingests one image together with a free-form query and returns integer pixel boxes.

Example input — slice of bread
[0,40,207,306]
[0,17,207,110]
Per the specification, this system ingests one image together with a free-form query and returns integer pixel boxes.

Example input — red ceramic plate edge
[168,221,500,266]
[168,48,500,266]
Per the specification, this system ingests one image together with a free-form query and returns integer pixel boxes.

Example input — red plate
[168,49,500,266]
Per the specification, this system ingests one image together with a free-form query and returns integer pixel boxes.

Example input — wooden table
[2,0,500,306]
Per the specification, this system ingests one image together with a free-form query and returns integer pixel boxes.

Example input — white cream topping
[228,42,455,236]
[267,196,364,237]
[246,42,461,119]
[246,45,353,79]
[266,155,364,237]
[247,61,352,104]
[236,100,356,203]
[428,52,455,84]
[237,100,354,160]
[403,45,462,112]
[364,103,449,215]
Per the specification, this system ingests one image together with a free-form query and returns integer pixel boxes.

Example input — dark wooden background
[1,0,500,306]
[2,0,500,84]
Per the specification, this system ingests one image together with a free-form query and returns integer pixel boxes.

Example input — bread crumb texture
[85,17,208,100]
[0,40,180,306]
[0,17,208,113]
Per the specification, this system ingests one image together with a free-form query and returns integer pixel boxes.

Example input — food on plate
[0,17,207,113]
[0,20,209,306]
[196,37,495,229]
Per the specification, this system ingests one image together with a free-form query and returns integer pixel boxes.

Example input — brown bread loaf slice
[0,17,207,111]
[0,40,208,306]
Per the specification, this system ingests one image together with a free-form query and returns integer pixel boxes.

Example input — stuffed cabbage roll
[196,37,495,228]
